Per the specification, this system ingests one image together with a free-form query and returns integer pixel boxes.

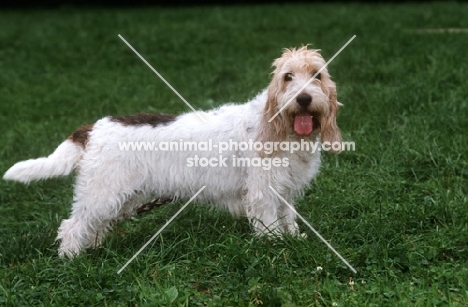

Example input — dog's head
[257,46,342,153]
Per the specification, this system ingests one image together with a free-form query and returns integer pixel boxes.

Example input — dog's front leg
[278,201,300,235]
[243,189,282,236]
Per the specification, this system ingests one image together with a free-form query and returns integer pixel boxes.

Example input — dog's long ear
[255,81,287,157]
[320,79,343,153]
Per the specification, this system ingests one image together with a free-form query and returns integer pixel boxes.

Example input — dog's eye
[284,73,293,82]
[312,72,321,80]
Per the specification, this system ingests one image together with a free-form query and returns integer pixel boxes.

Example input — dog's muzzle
[294,93,313,136]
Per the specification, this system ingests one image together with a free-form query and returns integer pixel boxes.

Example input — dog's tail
[3,140,83,184]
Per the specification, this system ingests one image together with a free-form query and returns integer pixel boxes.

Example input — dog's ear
[320,80,343,153]
[255,82,287,157]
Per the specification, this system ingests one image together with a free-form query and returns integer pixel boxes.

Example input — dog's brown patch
[68,124,94,148]
[110,113,176,127]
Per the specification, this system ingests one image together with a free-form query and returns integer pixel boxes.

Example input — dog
[4,46,342,258]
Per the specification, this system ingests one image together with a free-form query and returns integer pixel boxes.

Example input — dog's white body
[4,47,342,257]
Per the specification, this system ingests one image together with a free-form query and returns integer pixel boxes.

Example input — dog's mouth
[293,112,320,136]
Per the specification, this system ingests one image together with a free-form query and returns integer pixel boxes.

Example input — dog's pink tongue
[294,114,313,136]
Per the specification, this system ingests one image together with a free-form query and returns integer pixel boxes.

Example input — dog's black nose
[296,93,312,107]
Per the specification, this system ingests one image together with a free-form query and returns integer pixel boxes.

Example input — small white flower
[317,266,323,271]
[332,303,338,306]
[348,277,355,291]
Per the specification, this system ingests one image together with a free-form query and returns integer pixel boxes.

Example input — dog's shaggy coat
[4,46,342,257]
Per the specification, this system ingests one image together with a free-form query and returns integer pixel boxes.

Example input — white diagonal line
[269,186,357,274]
[118,34,207,123]
[268,35,356,123]
[117,186,206,274]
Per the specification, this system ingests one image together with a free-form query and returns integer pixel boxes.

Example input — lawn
[1,2,468,306]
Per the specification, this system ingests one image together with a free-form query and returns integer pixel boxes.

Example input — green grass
[1,2,468,306]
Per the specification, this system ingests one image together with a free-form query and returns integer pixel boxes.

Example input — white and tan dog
[4,46,342,257]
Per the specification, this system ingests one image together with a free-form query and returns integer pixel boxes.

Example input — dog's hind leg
[56,199,123,258]
[56,176,137,257]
